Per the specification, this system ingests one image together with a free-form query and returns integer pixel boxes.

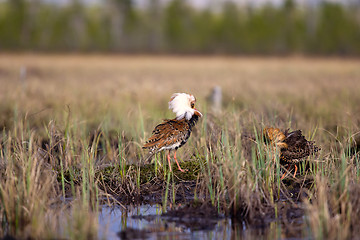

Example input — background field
[2,54,360,131]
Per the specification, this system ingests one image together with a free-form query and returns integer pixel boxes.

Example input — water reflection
[98,204,305,240]
[99,204,231,239]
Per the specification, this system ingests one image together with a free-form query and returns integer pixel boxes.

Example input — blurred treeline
[1,0,360,55]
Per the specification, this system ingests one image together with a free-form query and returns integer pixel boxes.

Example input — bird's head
[168,93,202,120]
[263,127,287,149]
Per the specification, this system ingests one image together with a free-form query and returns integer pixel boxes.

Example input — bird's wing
[281,130,320,161]
[143,118,189,150]
[284,130,306,147]
[281,147,309,161]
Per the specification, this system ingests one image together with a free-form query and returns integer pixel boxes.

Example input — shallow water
[99,204,232,239]
[98,204,303,240]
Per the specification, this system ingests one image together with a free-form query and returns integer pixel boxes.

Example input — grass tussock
[0,55,360,239]
[0,127,57,238]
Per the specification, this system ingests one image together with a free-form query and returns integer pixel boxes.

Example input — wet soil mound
[162,201,223,230]
[117,227,150,240]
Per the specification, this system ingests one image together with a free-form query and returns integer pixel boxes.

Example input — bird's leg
[174,151,187,172]
[281,165,292,180]
[167,151,172,172]
[293,165,298,178]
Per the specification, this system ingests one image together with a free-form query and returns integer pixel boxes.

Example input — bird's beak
[194,108,203,117]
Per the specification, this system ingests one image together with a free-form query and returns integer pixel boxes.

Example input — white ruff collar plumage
[168,93,200,120]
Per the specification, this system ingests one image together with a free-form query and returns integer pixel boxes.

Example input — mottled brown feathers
[143,114,200,154]
[281,129,320,163]
[143,118,190,152]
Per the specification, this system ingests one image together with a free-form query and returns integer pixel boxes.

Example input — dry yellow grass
[1,54,359,128]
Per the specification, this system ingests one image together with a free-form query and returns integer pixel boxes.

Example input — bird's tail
[308,141,321,155]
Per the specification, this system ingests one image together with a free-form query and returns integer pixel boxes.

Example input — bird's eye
[191,103,195,108]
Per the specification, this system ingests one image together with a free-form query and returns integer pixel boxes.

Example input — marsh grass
[0,55,360,239]
[0,119,104,239]
[0,129,57,238]
[304,132,360,239]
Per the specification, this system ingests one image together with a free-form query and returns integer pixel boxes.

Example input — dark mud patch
[230,176,312,233]
[117,227,150,240]
[58,160,201,204]
[112,178,198,205]
[162,201,223,231]
[280,175,315,201]
[230,201,305,239]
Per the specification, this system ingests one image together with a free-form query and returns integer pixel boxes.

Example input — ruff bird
[264,127,320,179]
[143,93,202,172]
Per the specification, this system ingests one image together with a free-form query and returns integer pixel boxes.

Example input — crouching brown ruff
[264,127,320,179]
